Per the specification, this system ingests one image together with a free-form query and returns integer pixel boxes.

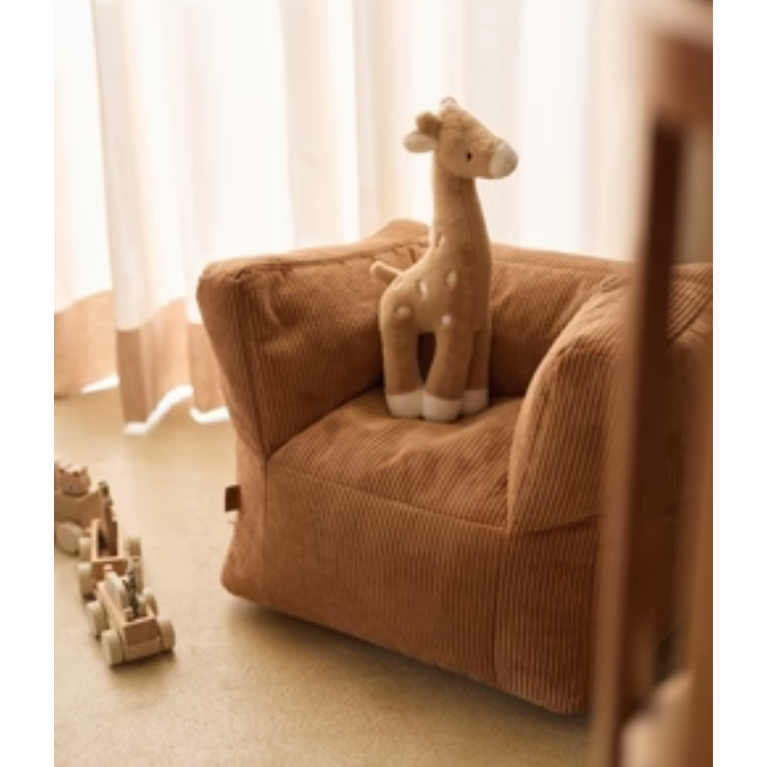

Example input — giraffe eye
[466,152,473,161]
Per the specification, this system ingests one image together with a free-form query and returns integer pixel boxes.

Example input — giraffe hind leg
[380,307,423,418]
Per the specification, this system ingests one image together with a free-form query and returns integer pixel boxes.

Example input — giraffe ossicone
[371,97,518,422]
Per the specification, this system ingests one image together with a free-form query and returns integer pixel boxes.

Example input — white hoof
[422,394,461,423]
[386,388,423,418]
[461,389,489,416]
[55,523,83,556]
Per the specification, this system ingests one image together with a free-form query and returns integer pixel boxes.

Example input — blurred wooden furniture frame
[590,1,712,766]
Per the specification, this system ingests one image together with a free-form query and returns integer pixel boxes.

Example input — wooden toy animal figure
[55,461,92,496]
[371,97,518,423]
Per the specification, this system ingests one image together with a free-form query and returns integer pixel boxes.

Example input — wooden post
[589,2,712,764]
[590,121,683,767]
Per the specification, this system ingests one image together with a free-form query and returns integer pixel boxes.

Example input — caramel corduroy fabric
[197,219,713,713]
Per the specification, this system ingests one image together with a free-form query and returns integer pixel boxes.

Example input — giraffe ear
[403,130,437,153]
[416,111,441,136]
[403,110,441,153]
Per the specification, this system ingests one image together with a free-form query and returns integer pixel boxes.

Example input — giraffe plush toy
[371,97,518,423]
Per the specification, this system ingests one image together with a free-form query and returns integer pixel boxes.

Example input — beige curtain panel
[55,0,649,427]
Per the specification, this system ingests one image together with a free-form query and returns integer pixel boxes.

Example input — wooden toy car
[77,488,142,599]
[54,461,106,555]
[84,564,175,666]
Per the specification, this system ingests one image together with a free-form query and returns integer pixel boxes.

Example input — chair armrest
[507,263,712,533]
[197,220,428,459]
[488,242,627,397]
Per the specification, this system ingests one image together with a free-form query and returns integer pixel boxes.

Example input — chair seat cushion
[271,388,522,527]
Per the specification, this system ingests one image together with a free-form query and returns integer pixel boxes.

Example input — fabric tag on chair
[224,485,241,512]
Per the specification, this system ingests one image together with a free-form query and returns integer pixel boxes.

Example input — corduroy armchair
[197,220,712,714]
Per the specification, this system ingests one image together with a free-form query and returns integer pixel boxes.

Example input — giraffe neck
[431,159,491,255]
[428,158,493,329]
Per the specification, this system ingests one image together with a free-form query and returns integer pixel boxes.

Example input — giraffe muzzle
[489,141,519,179]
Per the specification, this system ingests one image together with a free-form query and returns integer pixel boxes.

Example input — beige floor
[55,387,590,767]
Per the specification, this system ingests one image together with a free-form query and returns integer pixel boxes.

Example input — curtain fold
[56,0,641,428]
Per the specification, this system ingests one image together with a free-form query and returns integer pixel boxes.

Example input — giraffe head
[403,97,518,180]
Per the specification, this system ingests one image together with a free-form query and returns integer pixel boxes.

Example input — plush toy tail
[370,261,402,286]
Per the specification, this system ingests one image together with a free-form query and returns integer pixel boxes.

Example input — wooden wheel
[85,600,108,637]
[55,523,82,556]
[77,563,93,598]
[157,618,176,652]
[101,629,124,666]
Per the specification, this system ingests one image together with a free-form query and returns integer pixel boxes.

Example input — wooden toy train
[55,461,175,665]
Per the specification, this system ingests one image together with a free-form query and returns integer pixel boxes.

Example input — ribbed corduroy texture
[197,219,713,713]
[274,391,522,526]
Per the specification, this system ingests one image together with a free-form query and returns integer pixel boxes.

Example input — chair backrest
[487,243,622,397]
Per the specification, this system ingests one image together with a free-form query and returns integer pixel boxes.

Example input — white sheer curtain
[56,0,634,427]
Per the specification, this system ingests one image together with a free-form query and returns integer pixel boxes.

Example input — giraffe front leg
[461,326,491,416]
[423,323,474,423]
[380,300,423,418]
